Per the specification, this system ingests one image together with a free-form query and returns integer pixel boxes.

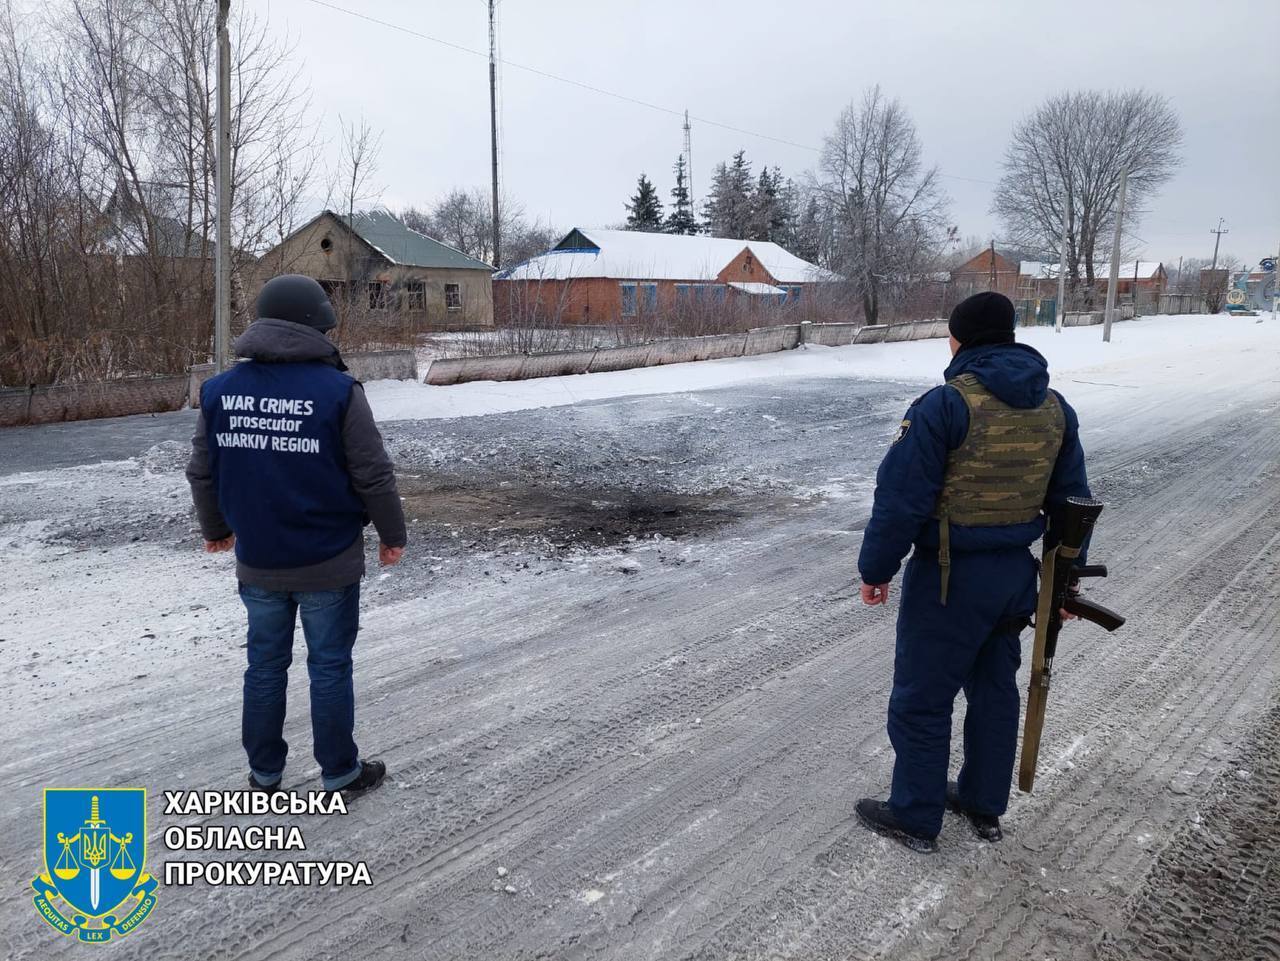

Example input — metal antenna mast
[683,110,694,215]
[488,0,500,269]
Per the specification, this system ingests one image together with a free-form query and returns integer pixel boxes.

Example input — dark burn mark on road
[398,474,773,549]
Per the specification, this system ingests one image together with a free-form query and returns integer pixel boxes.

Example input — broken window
[368,282,390,310]
[444,283,462,310]
[405,280,426,310]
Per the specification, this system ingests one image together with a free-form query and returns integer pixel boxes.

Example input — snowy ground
[1,314,1278,960]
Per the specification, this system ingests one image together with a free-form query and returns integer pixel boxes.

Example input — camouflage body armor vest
[931,373,1065,603]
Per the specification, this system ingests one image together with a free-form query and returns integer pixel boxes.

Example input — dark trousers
[887,547,1038,838]
[239,582,363,791]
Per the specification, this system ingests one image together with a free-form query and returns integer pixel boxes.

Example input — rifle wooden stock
[1019,497,1124,793]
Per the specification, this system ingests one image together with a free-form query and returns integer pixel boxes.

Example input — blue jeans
[886,548,1038,838]
[239,582,363,790]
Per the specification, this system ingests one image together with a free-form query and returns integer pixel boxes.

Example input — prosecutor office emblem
[32,789,159,943]
[893,419,911,444]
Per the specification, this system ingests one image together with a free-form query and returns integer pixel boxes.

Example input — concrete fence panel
[519,349,598,380]
[588,344,654,373]
[346,349,417,382]
[931,320,951,339]
[884,323,915,343]
[691,332,750,361]
[458,355,527,383]
[1063,311,1103,327]
[2,376,188,428]
[854,325,889,344]
[648,338,704,366]
[424,358,470,386]
[743,325,800,356]
[191,349,418,404]
[189,363,216,406]
[808,323,861,347]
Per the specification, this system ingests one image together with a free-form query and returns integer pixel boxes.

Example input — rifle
[1018,496,1126,793]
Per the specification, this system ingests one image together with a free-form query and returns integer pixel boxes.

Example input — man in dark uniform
[186,274,407,800]
[855,292,1091,852]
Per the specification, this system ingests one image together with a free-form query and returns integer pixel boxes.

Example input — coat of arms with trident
[53,794,136,910]
[34,788,159,943]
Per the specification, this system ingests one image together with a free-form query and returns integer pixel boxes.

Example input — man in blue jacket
[187,275,407,800]
[855,292,1091,852]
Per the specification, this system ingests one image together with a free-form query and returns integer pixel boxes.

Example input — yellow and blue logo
[32,789,158,943]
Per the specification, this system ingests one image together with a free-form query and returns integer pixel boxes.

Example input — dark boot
[855,798,938,853]
[946,781,1002,842]
[248,774,284,795]
[329,759,386,800]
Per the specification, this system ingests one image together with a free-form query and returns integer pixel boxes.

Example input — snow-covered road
[1,314,1277,960]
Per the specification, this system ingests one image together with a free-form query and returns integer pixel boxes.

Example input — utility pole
[214,0,231,371]
[1055,218,1068,332]
[988,239,997,291]
[1209,218,1228,272]
[488,0,501,269]
[1102,168,1128,343]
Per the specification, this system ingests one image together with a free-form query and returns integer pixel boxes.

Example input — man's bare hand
[1059,607,1077,621]
[379,544,405,567]
[204,535,235,553]
[861,582,891,606]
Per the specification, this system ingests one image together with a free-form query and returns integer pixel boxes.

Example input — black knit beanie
[948,292,1016,348]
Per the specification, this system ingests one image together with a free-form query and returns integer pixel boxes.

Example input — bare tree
[401,187,557,267]
[993,89,1181,305]
[813,86,950,325]
[333,114,382,225]
[0,0,318,385]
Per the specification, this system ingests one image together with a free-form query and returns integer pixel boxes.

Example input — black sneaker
[945,781,1003,842]
[248,774,285,794]
[855,798,938,853]
[329,759,386,800]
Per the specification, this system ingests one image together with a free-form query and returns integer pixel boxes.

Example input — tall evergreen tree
[702,149,754,237]
[665,155,698,235]
[793,195,824,264]
[750,166,791,242]
[624,173,665,231]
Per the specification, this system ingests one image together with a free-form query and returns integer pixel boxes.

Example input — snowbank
[365,314,1279,423]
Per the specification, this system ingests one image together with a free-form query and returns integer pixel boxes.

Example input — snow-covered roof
[497,228,835,284]
[727,281,788,296]
[1018,260,1163,280]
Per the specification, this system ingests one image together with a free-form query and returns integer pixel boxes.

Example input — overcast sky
[261,0,1279,270]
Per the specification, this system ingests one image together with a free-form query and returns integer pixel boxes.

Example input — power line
[302,0,814,152]
[300,0,999,186]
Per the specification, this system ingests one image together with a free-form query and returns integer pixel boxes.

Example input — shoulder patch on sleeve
[892,419,911,444]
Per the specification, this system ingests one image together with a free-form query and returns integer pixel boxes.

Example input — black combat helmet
[255,274,337,332]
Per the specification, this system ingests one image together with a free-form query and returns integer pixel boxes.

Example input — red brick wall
[716,247,779,286]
